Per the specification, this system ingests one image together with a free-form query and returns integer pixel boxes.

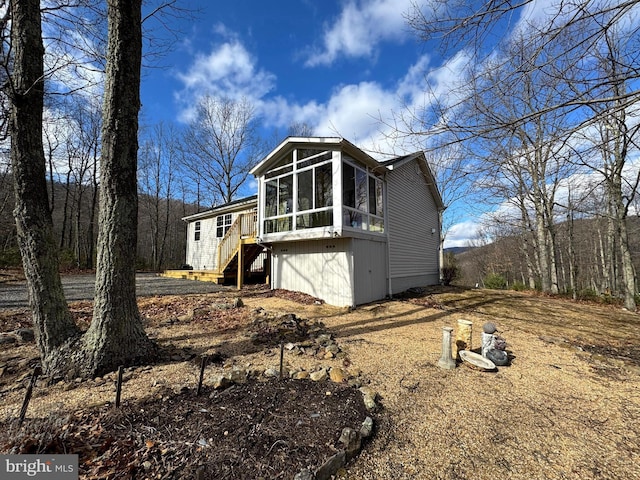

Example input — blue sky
[141,0,437,139]
[47,0,637,249]
[138,0,483,247]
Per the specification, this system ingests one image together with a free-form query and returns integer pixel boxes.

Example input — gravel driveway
[0,273,230,309]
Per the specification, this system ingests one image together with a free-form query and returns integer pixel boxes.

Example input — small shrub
[441,252,459,286]
[511,281,526,291]
[0,248,22,268]
[577,288,599,301]
[58,249,76,270]
[441,266,459,286]
[484,273,507,290]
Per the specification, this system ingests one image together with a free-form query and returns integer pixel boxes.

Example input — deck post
[237,242,244,290]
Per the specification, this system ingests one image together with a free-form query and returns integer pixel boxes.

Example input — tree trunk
[7,0,79,372]
[81,0,156,377]
[86,156,99,269]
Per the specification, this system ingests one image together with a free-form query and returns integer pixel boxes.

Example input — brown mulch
[2,380,368,479]
[1,285,640,479]
[0,288,370,480]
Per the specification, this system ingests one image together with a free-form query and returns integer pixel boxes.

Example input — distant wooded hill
[452,216,640,298]
[0,174,199,271]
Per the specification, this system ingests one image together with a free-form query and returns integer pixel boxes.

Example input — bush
[441,252,459,286]
[484,273,507,290]
[58,249,77,271]
[577,288,599,301]
[511,281,527,291]
[0,248,22,268]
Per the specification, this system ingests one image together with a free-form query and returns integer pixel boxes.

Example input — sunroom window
[296,162,333,229]
[263,149,333,233]
[342,161,384,233]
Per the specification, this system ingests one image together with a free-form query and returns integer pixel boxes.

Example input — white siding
[353,238,388,305]
[185,209,254,270]
[386,159,441,293]
[271,238,354,307]
[186,217,218,270]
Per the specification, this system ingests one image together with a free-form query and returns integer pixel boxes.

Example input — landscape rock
[315,451,346,480]
[360,416,374,438]
[226,367,248,384]
[338,427,362,459]
[329,367,347,383]
[294,469,314,480]
[359,386,377,411]
[310,369,328,382]
[325,344,340,355]
[210,375,232,389]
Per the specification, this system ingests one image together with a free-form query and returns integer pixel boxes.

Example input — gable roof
[250,136,444,211]
[182,195,257,222]
[250,136,379,176]
[381,152,445,210]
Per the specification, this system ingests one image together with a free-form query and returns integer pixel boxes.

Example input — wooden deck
[162,212,265,288]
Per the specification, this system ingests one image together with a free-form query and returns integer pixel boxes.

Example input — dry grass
[1,286,639,479]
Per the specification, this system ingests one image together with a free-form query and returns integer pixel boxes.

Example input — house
[165,137,444,307]
[173,195,264,285]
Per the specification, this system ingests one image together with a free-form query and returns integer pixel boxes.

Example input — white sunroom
[250,136,444,307]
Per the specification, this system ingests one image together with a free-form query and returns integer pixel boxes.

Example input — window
[315,163,333,208]
[264,175,294,232]
[297,163,333,213]
[216,214,232,237]
[263,148,334,234]
[194,221,201,241]
[343,163,355,208]
[297,170,313,212]
[342,161,384,233]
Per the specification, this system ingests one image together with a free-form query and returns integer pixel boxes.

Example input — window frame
[341,159,385,234]
[216,213,233,238]
[194,221,201,241]
[262,149,334,234]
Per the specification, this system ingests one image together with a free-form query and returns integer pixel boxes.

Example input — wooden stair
[162,211,263,287]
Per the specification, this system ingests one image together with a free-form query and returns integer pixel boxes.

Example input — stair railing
[216,211,258,273]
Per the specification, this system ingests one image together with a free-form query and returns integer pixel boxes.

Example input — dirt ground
[1,284,639,479]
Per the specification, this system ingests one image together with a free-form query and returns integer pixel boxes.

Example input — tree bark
[81,0,156,377]
[7,0,79,372]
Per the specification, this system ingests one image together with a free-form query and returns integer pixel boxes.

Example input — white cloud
[305,0,415,67]
[43,28,105,107]
[260,54,439,154]
[445,220,482,248]
[175,39,276,122]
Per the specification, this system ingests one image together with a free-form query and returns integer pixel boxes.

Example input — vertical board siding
[353,238,388,305]
[272,238,353,307]
[386,159,440,293]
[186,217,218,270]
[185,209,254,270]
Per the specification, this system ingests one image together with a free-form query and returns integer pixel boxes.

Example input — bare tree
[406,0,639,307]
[182,95,262,205]
[139,122,178,270]
[568,27,640,310]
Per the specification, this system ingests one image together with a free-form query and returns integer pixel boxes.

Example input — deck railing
[216,211,258,273]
